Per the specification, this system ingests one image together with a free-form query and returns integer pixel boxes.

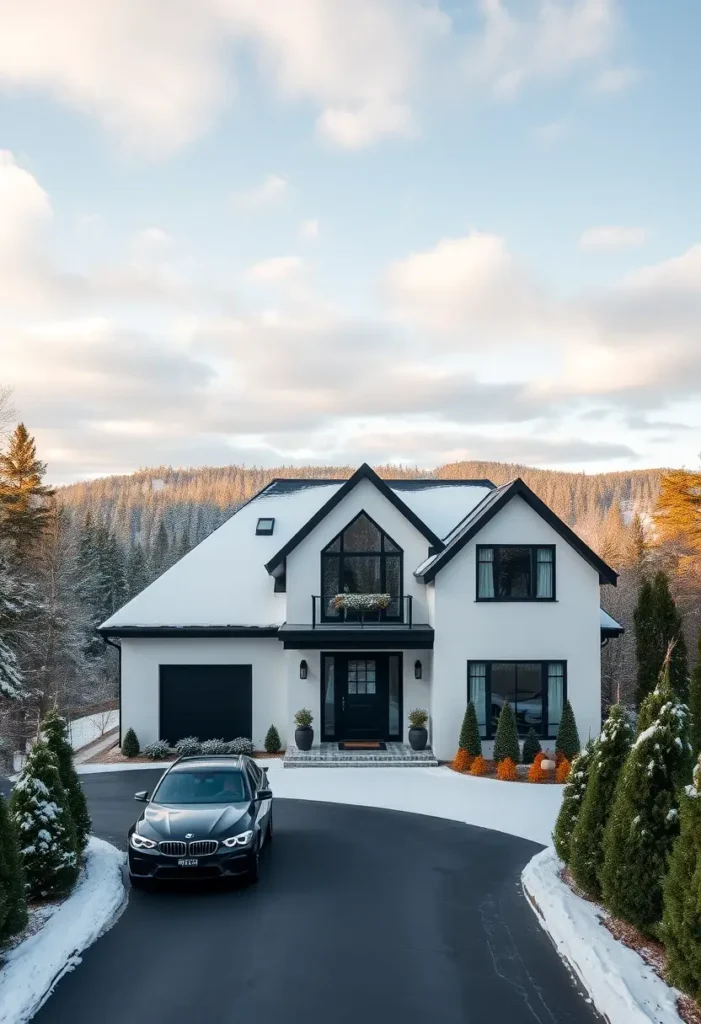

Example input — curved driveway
[32,769,598,1024]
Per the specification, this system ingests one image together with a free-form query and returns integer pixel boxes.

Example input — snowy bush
[569,704,632,898]
[0,792,27,940]
[200,738,228,755]
[42,710,91,855]
[141,740,172,760]
[662,753,701,999]
[601,665,692,935]
[10,743,79,899]
[552,742,595,863]
[493,700,519,763]
[174,737,201,757]
[122,728,140,758]
[227,738,255,756]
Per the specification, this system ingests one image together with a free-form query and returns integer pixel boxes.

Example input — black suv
[128,754,273,887]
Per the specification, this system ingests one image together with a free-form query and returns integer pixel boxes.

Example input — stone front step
[283,741,439,768]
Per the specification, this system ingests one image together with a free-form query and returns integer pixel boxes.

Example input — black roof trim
[601,623,625,639]
[388,479,495,490]
[97,626,280,639]
[264,463,444,575]
[415,477,618,586]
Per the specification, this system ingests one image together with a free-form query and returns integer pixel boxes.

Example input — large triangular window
[321,512,403,621]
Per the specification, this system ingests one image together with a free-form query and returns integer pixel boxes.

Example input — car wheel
[130,875,152,892]
[248,848,260,884]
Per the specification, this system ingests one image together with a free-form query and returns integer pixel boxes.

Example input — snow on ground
[68,710,119,751]
[522,847,683,1024]
[0,837,126,1024]
[77,761,563,846]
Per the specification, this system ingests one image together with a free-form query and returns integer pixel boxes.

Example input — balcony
[312,594,414,628]
[277,595,433,651]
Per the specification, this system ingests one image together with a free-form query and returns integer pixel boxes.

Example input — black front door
[337,655,387,740]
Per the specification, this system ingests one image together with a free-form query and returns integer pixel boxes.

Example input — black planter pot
[295,726,314,751]
[408,726,428,752]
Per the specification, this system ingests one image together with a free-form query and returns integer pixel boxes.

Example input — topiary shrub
[555,757,571,784]
[452,748,473,773]
[141,740,171,760]
[496,757,518,781]
[264,726,281,754]
[0,792,28,940]
[174,736,201,757]
[11,743,79,899]
[459,702,482,758]
[493,700,519,763]
[556,700,581,761]
[601,664,692,935]
[569,705,633,898]
[227,737,255,756]
[662,753,701,1000]
[552,742,595,862]
[122,728,140,758]
[199,738,228,755]
[522,728,541,765]
[469,755,488,777]
[294,708,313,728]
[42,711,91,855]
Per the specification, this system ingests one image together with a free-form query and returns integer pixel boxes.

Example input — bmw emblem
[185,833,194,839]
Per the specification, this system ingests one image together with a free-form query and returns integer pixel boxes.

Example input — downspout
[101,634,122,746]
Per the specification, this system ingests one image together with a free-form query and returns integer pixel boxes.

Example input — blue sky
[0,0,699,483]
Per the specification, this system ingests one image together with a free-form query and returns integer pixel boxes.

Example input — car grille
[189,840,218,856]
[159,841,187,857]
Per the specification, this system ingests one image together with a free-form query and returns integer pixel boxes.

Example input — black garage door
[159,665,252,744]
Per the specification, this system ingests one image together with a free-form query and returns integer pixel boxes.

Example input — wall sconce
[299,659,308,680]
[414,660,422,680]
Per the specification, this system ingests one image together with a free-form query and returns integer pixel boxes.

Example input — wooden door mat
[338,741,387,751]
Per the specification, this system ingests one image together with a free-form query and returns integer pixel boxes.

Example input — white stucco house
[99,464,623,762]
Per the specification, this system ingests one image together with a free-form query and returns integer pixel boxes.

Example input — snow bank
[522,847,683,1023]
[69,711,118,752]
[0,837,126,1024]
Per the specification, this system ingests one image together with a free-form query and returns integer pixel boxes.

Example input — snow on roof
[388,481,494,540]
[600,608,624,633]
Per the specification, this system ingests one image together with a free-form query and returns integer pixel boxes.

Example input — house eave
[96,625,281,639]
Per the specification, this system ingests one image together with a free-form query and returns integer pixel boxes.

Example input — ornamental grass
[528,758,549,783]
[469,755,489,777]
[452,748,474,773]
[496,757,518,781]
[555,757,572,784]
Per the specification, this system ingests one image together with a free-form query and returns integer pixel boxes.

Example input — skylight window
[256,517,275,536]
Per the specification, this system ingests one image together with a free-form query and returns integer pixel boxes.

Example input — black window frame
[467,660,567,740]
[320,510,404,623]
[256,517,275,536]
[476,544,556,602]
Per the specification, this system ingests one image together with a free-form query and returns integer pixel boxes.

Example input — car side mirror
[134,791,149,802]
[257,789,273,801]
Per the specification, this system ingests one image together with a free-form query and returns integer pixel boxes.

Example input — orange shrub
[496,757,518,781]
[452,748,474,773]
[528,759,547,783]
[555,757,571,783]
[533,751,546,768]
[555,750,567,766]
[469,755,489,777]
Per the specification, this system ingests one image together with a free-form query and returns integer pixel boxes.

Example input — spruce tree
[11,744,79,899]
[635,571,688,706]
[0,423,54,558]
[689,629,701,758]
[0,792,28,940]
[569,705,633,898]
[127,544,149,599]
[0,554,35,699]
[459,702,482,757]
[122,728,140,758]
[150,522,170,579]
[662,754,701,1000]
[601,665,692,935]
[553,742,595,863]
[493,700,519,763]
[522,728,542,765]
[42,711,91,854]
[555,700,580,761]
[264,725,281,754]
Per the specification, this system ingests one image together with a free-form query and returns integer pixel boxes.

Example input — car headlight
[130,832,158,850]
[222,830,254,848]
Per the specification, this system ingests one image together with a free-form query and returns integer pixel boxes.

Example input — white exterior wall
[431,495,602,761]
[120,638,286,749]
[285,477,432,625]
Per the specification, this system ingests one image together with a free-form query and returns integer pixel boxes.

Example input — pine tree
[150,521,170,580]
[42,711,91,854]
[522,728,542,764]
[690,629,701,758]
[459,702,482,757]
[493,700,519,763]
[556,700,581,761]
[601,664,692,935]
[635,571,688,706]
[0,423,55,559]
[122,728,140,758]
[10,743,79,899]
[662,754,701,1000]
[569,705,633,898]
[553,742,595,863]
[127,544,148,599]
[264,725,281,754]
[0,555,36,699]
[0,791,28,940]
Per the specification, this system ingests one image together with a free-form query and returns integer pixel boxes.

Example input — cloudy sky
[1,0,699,484]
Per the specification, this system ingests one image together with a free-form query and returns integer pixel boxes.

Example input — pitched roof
[414,477,618,586]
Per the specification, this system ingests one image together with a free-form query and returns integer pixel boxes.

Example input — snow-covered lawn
[523,847,684,1024]
[0,837,126,1024]
[68,710,118,752]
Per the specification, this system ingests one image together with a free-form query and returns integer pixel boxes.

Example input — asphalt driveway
[28,768,597,1024]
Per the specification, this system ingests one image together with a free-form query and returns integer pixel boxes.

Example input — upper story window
[477,545,555,601]
[321,512,403,621]
[256,517,275,536]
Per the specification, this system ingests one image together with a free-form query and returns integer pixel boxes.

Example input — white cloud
[299,218,319,240]
[623,245,701,291]
[590,65,639,93]
[247,256,304,283]
[133,227,173,249]
[579,225,649,251]
[316,100,413,149]
[230,174,288,210]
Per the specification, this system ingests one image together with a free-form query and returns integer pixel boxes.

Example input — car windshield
[153,769,248,805]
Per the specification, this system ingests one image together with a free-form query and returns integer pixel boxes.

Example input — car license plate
[177,858,199,867]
